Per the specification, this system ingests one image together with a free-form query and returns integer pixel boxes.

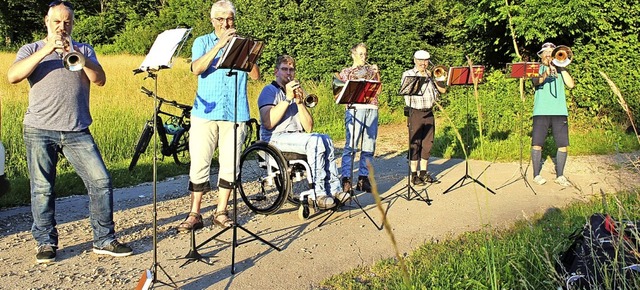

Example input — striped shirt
[402,69,439,110]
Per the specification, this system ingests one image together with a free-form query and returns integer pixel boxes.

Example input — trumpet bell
[332,75,346,96]
[64,51,85,71]
[552,45,573,67]
[433,65,448,82]
[305,94,318,108]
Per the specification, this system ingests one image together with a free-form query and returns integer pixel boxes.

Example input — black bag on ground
[555,213,640,289]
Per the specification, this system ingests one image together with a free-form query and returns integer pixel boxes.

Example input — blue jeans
[341,108,378,179]
[24,126,115,248]
[268,132,342,196]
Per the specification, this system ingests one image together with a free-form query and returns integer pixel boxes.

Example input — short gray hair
[210,0,236,17]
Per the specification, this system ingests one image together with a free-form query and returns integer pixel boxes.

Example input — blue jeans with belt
[268,132,342,196]
[341,108,378,179]
[23,126,116,248]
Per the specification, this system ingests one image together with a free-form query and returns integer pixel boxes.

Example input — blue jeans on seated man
[24,126,116,249]
[341,108,378,179]
[267,132,342,197]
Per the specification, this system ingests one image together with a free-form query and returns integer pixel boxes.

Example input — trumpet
[289,77,318,108]
[552,45,573,67]
[57,35,85,71]
[432,65,448,82]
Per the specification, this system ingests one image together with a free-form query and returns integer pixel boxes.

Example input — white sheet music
[137,28,191,72]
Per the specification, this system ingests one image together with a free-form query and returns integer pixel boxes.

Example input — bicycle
[129,86,192,171]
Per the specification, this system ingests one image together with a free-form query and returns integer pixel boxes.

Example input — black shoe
[93,240,133,257]
[411,173,425,186]
[36,245,57,264]
[356,176,372,193]
[420,171,438,183]
[341,177,352,193]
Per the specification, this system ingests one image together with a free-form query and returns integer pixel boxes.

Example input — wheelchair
[238,118,323,220]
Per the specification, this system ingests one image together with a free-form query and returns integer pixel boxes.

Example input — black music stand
[386,75,433,203]
[133,27,192,289]
[193,36,279,275]
[317,79,383,229]
[495,62,540,194]
[442,65,496,195]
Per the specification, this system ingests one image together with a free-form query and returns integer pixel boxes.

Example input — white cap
[414,50,430,60]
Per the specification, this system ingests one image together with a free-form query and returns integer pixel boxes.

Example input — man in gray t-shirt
[257,55,348,209]
[7,1,132,264]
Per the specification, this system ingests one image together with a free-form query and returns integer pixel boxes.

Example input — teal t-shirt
[533,66,568,116]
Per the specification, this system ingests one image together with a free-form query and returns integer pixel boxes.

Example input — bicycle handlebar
[140,86,192,111]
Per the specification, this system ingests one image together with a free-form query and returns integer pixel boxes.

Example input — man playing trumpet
[257,55,349,209]
[7,0,132,263]
[530,42,575,187]
[401,50,447,185]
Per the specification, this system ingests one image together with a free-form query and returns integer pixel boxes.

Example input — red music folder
[334,80,382,105]
[447,66,485,86]
[507,62,541,78]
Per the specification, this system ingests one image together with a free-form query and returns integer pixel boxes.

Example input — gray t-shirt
[14,40,100,131]
[257,82,302,141]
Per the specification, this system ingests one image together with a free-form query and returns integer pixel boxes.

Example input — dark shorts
[531,115,569,147]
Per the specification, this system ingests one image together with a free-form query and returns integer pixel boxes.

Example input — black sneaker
[93,240,133,257]
[411,173,425,186]
[356,176,372,193]
[36,245,57,264]
[420,171,438,183]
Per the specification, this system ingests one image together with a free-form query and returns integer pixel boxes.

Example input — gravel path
[0,124,638,290]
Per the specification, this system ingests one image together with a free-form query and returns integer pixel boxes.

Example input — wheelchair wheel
[129,121,153,171]
[238,142,290,215]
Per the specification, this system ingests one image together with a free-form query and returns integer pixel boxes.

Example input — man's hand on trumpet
[285,79,302,104]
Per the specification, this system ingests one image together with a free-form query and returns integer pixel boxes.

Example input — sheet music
[137,28,191,72]
[215,36,264,72]
[335,80,381,105]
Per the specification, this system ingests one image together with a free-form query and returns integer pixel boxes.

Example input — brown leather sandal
[212,210,234,228]
[177,212,203,233]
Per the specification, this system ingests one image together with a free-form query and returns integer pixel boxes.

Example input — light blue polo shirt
[191,32,250,122]
[533,65,569,116]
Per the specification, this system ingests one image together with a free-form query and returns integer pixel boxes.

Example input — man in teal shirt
[530,42,575,187]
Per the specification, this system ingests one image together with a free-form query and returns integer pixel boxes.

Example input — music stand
[133,27,192,289]
[442,65,496,195]
[495,63,539,194]
[386,75,432,203]
[317,79,383,229]
[194,36,280,275]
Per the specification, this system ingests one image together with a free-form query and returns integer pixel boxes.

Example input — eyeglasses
[49,0,74,9]
[213,17,235,24]
[278,67,296,73]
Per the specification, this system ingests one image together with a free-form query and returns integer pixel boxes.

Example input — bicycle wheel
[171,129,190,166]
[238,142,289,215]
[129,121,153,171]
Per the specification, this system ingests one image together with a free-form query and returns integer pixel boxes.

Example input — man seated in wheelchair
[257,55,349,209]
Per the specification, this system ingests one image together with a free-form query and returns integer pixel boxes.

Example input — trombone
[427,60,448,83]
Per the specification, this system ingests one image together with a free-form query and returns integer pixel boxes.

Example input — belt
[411,107,432,112]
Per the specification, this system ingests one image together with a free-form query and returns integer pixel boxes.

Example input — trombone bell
[552,45,573,67]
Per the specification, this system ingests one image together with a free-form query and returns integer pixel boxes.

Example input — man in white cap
[530,42,575,187]
[400,50,447,185]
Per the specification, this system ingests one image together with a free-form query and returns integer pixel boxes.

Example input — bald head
[45,4,74,39]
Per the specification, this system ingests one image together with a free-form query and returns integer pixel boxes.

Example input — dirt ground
[0,124,638,290]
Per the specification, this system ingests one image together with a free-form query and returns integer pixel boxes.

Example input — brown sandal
[177,212,203,233]
[212,210,234,228]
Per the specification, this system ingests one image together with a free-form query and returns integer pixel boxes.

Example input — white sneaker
[315,196,336,209]
[533,175,547,185]
[555,176,572,187]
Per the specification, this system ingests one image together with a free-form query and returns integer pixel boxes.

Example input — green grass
[322,190,640,289]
